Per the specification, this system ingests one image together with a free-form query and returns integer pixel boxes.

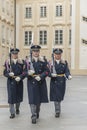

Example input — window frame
[56,5,62,17]
[40,6,47,18]
[69,29,71,45]
[25,6,32,19]
[55,29,63,45]
[24,31,32,46]
[39,30,47,45]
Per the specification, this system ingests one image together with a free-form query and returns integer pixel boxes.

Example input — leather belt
[11,76,19,78]
[56,74,64,77]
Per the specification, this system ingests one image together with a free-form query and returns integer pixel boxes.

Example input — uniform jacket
[25,56,49,105]
[3,58,25,104]
[49,59,71,102]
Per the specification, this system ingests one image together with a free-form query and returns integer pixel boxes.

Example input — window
[2,25,5,43]
[24,31,32,46]
[6,1,10,16]
[69,29,71,45]
[56,5,62,17]
[11,4,14,18]
[82,16,87,22]
[82,39,87,45]
[40,6,47,17]
[70,4,72,16]
[55,30,63,45]
[0,24,2,43]
[39,30,47,45]
[6,28,9,44]
[25,7,32,18]
[2,0,5,12]
[10,30,14,45]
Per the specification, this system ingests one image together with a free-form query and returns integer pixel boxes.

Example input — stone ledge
[0,105,9,108]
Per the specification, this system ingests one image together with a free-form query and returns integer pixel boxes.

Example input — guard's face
[32,50,40,57]
[11,53,18,59]
[54,53,61,60]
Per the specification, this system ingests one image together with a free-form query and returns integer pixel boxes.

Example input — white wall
[71,0,76,69]
[16,4,20,49]
[79,0,87,69]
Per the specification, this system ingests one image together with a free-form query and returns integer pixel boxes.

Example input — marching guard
[25,45,49,124]
[3,48,25,119]
[49,48,72,118]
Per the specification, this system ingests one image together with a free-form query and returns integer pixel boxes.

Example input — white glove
[68,75,72,80]
[15,77,21,82]
[28,70,35,76]
[35,76,41,81]
[51,73,57,77]
[9,72,14,77]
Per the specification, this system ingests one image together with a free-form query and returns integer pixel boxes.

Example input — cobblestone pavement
[0,76,87,130]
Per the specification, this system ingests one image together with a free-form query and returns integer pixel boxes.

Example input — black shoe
[36,105,40,119]
[55,112,60,118]
[16,109,20,114]
[32,118,36,124]
[10,114,15,119]
[37,113,39,119]
[31,115,37,124]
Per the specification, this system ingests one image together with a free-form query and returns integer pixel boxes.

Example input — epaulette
[5,59,10,65]
[17,58,24,64]
[60,59,66,64]
[27,57,31,62]
[39,56,45,62]
[49,60,53,66]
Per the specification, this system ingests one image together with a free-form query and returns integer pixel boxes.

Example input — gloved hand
[68,75,72,80]
[35,76,41,81]
[28,70,35,76]
[9,72,14,77]
[15,77,21,82]
[51,73,57,77]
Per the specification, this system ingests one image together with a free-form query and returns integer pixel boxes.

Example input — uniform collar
[55,60,60,64]
[32,57,39,62]
[12,59,18,64]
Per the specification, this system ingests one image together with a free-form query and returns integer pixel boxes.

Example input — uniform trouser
[30,104,40,118]
[54,101,61,113]
[9,103,20,114]
[36,104,40,114]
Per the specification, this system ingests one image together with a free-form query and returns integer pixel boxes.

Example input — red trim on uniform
[22,72,25,75]
[45,72,48,75]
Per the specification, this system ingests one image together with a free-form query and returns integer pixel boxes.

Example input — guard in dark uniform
[3,48,25,119]
[25,45,49,124]
[49,48,72,118]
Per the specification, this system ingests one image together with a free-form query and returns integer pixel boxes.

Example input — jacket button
[55,81,57,83]
[32,82,35,84]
